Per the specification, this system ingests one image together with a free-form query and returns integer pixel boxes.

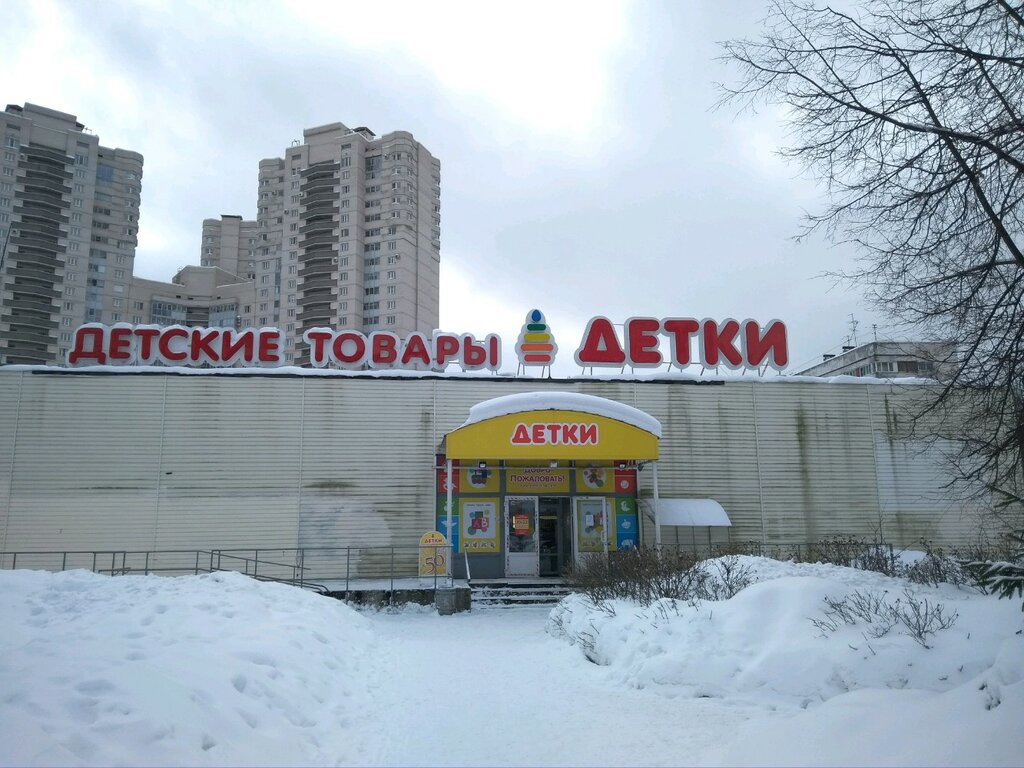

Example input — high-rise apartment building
[199,214,258,281]
[0,103,142,364]
[255,122,441,364]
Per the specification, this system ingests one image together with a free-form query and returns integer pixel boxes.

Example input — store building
[0,362,1010,580]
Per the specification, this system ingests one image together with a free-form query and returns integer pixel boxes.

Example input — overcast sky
[1,0,892,375]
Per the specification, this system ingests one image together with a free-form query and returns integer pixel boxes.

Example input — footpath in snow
[0,557,1022,766]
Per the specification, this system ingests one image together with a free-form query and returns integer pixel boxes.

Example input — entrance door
[505,496,539,578]
[538,497,571,577]
[572,496,609,563]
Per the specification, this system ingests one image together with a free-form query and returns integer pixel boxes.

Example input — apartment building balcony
[298,275,337,293]
[298,260,336,280]
[19,160,72,181]
[3,277,60,300]
[301,188,338,207]
[21,175,71,196]
[298,232,338,250]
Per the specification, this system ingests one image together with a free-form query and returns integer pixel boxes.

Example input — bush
[565,548,752,607]
[810,588,959,648]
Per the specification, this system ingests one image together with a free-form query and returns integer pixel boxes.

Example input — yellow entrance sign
[446,410,658,461]
[418,531,449,577]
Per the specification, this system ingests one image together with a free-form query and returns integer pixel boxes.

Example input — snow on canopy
[462,391,662,438]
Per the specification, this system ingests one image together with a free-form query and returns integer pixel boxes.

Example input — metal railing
[0,545,455,594]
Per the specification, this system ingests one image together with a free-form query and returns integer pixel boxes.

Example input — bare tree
[720,0,1024,533]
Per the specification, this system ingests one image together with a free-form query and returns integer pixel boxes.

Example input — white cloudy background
[0,0,889,374]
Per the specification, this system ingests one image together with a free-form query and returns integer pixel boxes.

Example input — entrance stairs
[470,579,573,609]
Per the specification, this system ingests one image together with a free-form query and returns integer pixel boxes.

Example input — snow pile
[548,556,1024,765]
[0,570,374,766]
[461,391,663,436]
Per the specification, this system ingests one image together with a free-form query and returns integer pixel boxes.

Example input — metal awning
[641,499,732,527]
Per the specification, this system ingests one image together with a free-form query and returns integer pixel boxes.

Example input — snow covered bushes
[811,588,959,648]
[565,547,752,607]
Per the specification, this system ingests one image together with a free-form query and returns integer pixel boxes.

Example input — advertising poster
[418,531,449,577]
[615,497,638,551]
[576,466,614,493]
[505,468,570,494]
[459,498,499,553]
[435,497,459,553]
[460,465,500,493]
[613,467,637,494]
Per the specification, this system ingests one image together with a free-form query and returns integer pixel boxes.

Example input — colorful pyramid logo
[515,309,558,367]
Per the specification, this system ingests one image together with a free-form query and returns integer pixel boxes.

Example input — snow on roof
[0,365,940,387]
[462,391,663,437]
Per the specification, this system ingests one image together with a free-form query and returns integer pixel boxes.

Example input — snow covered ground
[0,558,1021,767]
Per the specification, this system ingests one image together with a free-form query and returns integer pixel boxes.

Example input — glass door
[505,496,539,578]
[572,496,609,563]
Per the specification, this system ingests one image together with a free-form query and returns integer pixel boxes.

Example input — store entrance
[538,497,572,577]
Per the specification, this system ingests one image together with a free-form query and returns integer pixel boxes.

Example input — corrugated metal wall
[0,369,1012,570]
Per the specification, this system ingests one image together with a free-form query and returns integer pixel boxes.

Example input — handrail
[464,549,472,585]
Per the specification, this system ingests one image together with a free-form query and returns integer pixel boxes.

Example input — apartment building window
[339,272,348,281]
[259,288,269,297]
[289,237,297,245]
[261,260,271,269]
[67,272,78,281]
[0,199,8,209]
[340,214,350,223]
[386,300,397,310]
[386,285,396,295]
[287,308,295,318]
[74,153,88,166]
[364,286,379,296]
[4,136,17,148]
[388,241,397,251]
[133,301,144,310]
[365,242,381,253]
[65,287,75,296]
[339,287,348,296]
[73,198,82,208]
[386,315,396,325]
[339,301,348,311]
[340,243,349,252]
[111,313,121,322]
[2,167,13,177]
[340,157,351,168]
[132,315,143,323]
[113,298,122,307]
[341,200,349,209]
[71,213,83,222]
[61,332,72,342]
[3,150,14,161]
[68,242,79,252]
[61,317,72,327]
[67,256,78,266]
[259,303,268,312]
[339,256,349,266]
[386,270,396,280]
[387,256,398,265]
[114,269,125,279]
[69,226,81,237]
[287,279,295,289]
[261,275,270,284]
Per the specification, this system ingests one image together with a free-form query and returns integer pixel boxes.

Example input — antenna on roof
[847,314,859,347]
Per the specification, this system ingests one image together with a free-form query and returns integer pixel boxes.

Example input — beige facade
[127,265,254,329]
[199,214,257,281]
[1,370,1015,579]
[797,341,958,381]
[255,122,441,364]
[0,103,143,365]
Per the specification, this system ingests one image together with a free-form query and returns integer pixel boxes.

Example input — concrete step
[470,581,573,608]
